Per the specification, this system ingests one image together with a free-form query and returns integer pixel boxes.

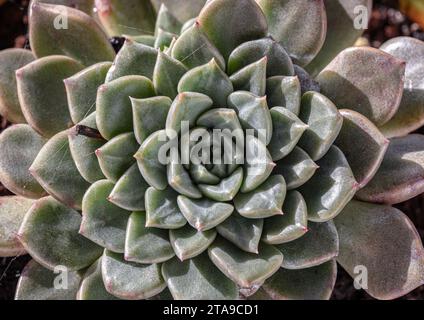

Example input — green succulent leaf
[65,62,112,124]
[30,130,90,209]
[154,28,178,50]
[0,124,46,198]
[262,191,308,245]
[335,109,389,188]
[155,4,182,35]
[102,250,166,300]
[297,91,343,161]
[162,253,238,300]
[235,175,286,219]
[145,186,187,229]
[31,0,95,14]
[0,196,33,257]
[335,200,424,300]
[198,167,243,201]
[29,3,115,66]
[177,196,234,231]
[81,180,131,253]
[16,55,84,137]
[190,164,220,185]
[299,146,357,222]
[151,0,207,23]
[0,49,34,123]
[128,34,156,47]
[316,47,406,126]
[208,237,283,288]
[96,75,155,140]
[257,0,326,66]
[167,160,203,199]
[266,76,301,116]
[169,224,217,261]
[15,260,81,300]
[356,134,424,204]
[229,57,267,96]
[19,196,102,270]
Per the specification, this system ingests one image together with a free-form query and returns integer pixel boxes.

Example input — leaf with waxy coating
[15,260,81,300]
[162,253,238,300]
[102,250,166,300]
[335,109,389,188]
[299,146,357,222]
[0,125,46,198]
[145,186,186,229]
[32,0,95,14]
[155,4,181,35]
[0,196,33,257]
[274,147,318,190]
[170,225,216,261]
[125,211,174,264]
[81,180,131,253]
[235,175,286,219]
[30,130,90,209]
[95,0,156,37]
[96,75,155,140]
[19,196,102,270]
[199,167,243,201]
[257,0,326,66]
[276,221,338,269]
[65,62,112,124]
[177,196,233,231]
[335,200,424,300]
[178,59,233,106]
[197,108,244,143]
[168,161,202,199]
[297,91,343,161]
[230,57,267,96]
[266,76,301,115]
[356,134,424,204]
[0,49,34,123]
[154,28,177,50]
[254,260,337,300]
[16,55,83,137]
[96,132,139,182]
[106,40,158,82]
[171,22,225,70]
[208,237,283,288]
[29,3,115,66]
[294,65,321,94]
[216,210,263,254]
[190,164,220,185]
[151,0,207,23]
[198,0,267,59]
[128,35,156,47]
[316,47,405,126]
[262,191,308,245]
[379,37,424,137]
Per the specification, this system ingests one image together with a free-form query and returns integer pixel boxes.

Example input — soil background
[0,0,424,300]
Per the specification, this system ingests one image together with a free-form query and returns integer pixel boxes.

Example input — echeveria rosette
[0,0,423,301]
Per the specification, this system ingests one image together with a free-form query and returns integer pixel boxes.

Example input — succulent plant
[0,0,424,300]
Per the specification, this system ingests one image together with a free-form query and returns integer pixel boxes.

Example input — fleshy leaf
[168,160,202,199]
[30,130,90,210]
[198,0,267,59]
[19,196,102,270]
[335,109,389,188]
[335,200,424,300]
[177,195,234,231]
[102,250,166,300]
[16,55,83,137]
[266,76,301,115]
[15,260,81,300]
[316,47,405,126]
[81,180,131,253]
[262,191,308,245]
[154,28,177,50]
[299,146,357,222]
[294,64,321,94]
[145,186,186,229]
[229,57,267,96]
[109,164,149,211]
[0,49,34,123]
[96,75,155,140]
[125,211,174,264]
[65,62,112,124]
[235,175,286,219]
[216,210,263,254]
[30,3,115,66]
[356,134,424,204]
[297,91,343,161]
[151,0,207,23]
[190,164,220,185]
[0,196,33,257]
[128,35,156,47]
[32,0,95,14]
[199,167,243,202]
[155,4,182,34]
[0,125,46,198]
[208,237,283,288]
[178,59,233,106]
[170,225,217,261]
[162,253,238,300]
[257,0,326,66]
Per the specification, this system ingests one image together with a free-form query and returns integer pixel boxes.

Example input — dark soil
[0,0,424,300]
